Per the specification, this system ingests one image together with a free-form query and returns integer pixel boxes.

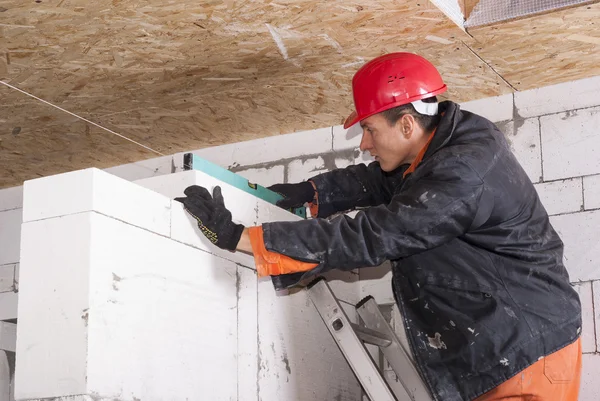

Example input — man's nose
[359,132,371,152]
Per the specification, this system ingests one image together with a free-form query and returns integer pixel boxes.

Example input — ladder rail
[307,279,398,401]
[307,278,433,401]
[357,297,432,401]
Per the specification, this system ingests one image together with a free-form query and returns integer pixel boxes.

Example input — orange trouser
[476,338,582,400]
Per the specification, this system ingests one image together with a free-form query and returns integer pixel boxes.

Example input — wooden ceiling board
[0,0,598,187]
[468,2,600,90]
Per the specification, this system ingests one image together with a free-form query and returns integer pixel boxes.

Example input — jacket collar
[423,100,460,160]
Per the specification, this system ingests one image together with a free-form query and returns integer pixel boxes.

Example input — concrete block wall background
[0,74,599,398]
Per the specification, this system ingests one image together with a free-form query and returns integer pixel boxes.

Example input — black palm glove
[174,185,244,251]
[268,181,315,209]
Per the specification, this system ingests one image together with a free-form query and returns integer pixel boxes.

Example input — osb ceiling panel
[465,0,597,28]
[468,3,600,89]
[0,0,598,188]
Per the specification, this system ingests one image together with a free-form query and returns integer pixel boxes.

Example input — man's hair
[380,96,440,133]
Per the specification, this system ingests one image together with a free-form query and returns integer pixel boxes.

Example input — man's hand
[268,181,315,209]
[175,185,244,251]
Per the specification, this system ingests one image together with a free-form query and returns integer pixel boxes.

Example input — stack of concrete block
[15,168,360,401]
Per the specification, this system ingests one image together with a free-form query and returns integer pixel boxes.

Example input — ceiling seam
[459,40,518,92]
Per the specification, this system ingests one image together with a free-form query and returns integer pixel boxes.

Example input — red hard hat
[343,52,447,129]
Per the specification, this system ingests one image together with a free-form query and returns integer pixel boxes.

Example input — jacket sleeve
[309,162,408,218]
[263,159,484,273]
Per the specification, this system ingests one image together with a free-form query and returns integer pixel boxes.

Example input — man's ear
[399,114,415,139]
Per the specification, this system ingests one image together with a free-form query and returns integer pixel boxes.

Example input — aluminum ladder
[307,278,433,401]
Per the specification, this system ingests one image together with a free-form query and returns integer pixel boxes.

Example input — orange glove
[248,226,318,277]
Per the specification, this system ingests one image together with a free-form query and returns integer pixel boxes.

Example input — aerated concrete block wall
[14,168,361,401]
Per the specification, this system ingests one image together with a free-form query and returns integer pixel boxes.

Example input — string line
[0,80,165,156]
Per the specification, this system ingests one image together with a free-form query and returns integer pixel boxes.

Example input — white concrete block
[534,178,583,216]
[138,170,262,267]
[136,169,204,201]
[334,154,356,170]
[0,351,10,401]
[573,282,595,353]
[359,261,395,305]
[0,292,17,321]
[0,264,15,293]
[17,211,240,400]
[0,186,23,212]
[22,168,171,236]
[138,169,293,227]
[583,174,600,210]
[0,209,22,266]
[86,214,239,401]
[287,156,329,184]
[257,278,361,401]
[255,194,302,225]
[581,354,600,401]
[333,124,363,151]
[16,213,93,398]
[237,266,258,401]
[505,119,542,183]
[190,127,333,169]
[21,169,91,221]
[541,107,600,181]
[550,210,600,282]
[460,94,514,123]
[515,75,600,118]
[236,165,285,188]
[0,322,16,352]
[104,155,173,182]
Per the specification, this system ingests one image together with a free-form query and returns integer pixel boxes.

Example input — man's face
[359,113,416,172]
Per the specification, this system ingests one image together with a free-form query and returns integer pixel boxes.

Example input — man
[175,53,582,400]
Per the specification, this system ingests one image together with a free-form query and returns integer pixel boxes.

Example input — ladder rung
[350,323,392,347]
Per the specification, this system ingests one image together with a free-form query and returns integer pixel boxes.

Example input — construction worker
[175,53,582,400]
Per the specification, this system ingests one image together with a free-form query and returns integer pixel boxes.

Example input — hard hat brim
[343,84,447,129]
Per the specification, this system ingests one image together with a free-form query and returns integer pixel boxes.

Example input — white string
[0,80,165,156]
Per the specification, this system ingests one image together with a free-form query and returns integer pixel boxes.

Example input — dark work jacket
[262,101,582,401]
